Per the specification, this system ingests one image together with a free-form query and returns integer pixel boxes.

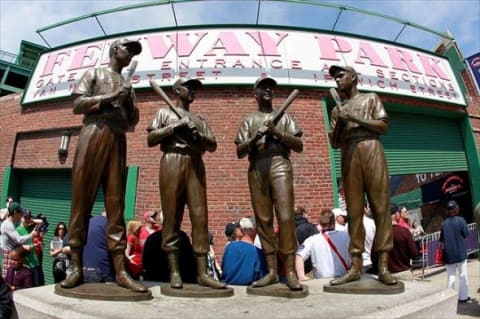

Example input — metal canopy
[35,0,454,53]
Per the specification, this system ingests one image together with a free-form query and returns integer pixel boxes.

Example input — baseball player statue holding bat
[147,77,226,290]
[328,65,397,286]
[234,77,304,291]
[62,38,147,293]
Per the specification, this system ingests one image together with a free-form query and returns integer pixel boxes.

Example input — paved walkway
[414,257,480,318]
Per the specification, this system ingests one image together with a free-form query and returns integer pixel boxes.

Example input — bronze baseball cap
[329,65,357,77]
[253,76,277,89]
[173,77,202,90]
[111,38,142,56]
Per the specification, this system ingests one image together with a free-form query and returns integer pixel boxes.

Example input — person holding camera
[16,209,45,286]
[0,202,38,278]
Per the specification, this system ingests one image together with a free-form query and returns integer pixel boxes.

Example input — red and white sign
[22,27,466,106]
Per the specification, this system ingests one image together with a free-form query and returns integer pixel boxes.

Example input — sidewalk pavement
[413,257,480,318]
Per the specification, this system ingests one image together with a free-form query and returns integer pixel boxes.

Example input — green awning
[391,188,422,210]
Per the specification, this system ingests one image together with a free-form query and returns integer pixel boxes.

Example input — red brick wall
[0,87,333,249]
[1,76,478,251]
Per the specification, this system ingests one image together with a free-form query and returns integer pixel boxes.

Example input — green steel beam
[321,96,339,206]
[0,84,23,94]
[272,0,453,39]
[35,0,453,46]
[460,117,480,207]
[124,166,139,221]
[36,0,171,33]
[1,167,12,206]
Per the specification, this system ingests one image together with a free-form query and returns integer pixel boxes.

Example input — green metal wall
[18,169,105,284]
[332,112,468,177]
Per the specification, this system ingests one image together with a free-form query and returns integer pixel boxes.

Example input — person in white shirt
[345,202,376,271]
[0,197,13,223]
[361,203,376,271]
[296,209,350,280]
[331,208,347,231]
[0,202,37,278]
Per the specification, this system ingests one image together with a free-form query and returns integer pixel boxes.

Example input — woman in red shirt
[125,220,143,279]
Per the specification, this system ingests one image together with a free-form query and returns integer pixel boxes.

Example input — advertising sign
[466,52,480,95]
[22,27,466,106]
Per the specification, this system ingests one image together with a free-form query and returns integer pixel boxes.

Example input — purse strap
[322,231,349,271]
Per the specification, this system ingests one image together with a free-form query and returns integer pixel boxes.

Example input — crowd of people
[0,195,474,312]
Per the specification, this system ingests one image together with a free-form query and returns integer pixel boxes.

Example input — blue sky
[1,0,479,58]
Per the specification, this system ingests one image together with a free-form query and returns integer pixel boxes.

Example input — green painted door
[18,169,104,285]
[332,112,468,176]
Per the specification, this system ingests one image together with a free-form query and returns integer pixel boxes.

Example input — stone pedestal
[14,279,458,319]
[54,283,152,301]
[324,277,404,294]
[246,283,308,298]
[160,283,234,298]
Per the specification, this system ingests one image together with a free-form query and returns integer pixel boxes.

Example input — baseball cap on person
[173,77,202,91]
[110,38,142,56]
[224,222,240,237]
[328,65,358,77]
[390,204,400,215]
[253,76,277,90]
[239,217,255,230]
[143,211,158,222]
[23,209,33,218]
[332,208,347,217]
[7,202,24,215]
[446,200,458,211]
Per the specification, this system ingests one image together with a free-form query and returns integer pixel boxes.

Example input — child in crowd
[5,246,33,291]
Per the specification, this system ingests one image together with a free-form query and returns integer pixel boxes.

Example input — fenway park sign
[22,27,466,106]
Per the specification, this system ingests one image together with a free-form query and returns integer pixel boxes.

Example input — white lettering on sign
[22,28,466,106]
[415,173,444,184]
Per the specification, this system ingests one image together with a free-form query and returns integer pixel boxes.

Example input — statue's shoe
[116,271,148,292]
[170,272,183,289]
[378,270,398,285]
[329,269,361,286]
[285,271,303,291]
[60,270,84,288]
[197,274,227,289]
[251,272,279,288]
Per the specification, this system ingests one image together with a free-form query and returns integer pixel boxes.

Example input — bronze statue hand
[112,84,130,107]
[264,118,284,139]
[257,124,269,137]
[339,109,350,121]
[187,120,201,141]
[172,117,189,131]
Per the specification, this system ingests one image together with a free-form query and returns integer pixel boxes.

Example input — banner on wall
[466,52,480,95]
[22,27,466,106]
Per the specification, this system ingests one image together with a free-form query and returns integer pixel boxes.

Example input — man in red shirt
[138,211,162,249]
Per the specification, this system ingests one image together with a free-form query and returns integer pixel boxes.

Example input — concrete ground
[413,258,480,318]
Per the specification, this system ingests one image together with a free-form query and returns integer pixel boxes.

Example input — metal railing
[0,50,37,69]
[419,223,479,279]
[0,50,17,64]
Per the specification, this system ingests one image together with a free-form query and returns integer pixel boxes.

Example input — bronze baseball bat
[329,87,344,111]
[329,87,345,149]
[252,89,300,145]
[271,89,300,124]
[126,60,138,82]
[114,60,138,108]
[149,79,182,119]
